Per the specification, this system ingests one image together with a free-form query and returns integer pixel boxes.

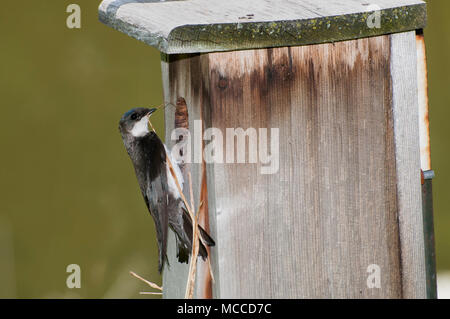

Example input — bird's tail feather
[198,226,215,247]
[174,207,215,264]
[175,235,190,264]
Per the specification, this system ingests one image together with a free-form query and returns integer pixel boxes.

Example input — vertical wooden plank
[207,35,402,298]
[390,31,427,299]
[161,55,189,299]
[161,53,218,299]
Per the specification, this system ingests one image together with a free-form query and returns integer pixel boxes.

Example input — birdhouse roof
[99,0,426,54]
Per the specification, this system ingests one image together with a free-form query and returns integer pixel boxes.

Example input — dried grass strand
[130,271,163,291]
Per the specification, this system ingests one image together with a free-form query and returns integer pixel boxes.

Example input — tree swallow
[119,107,215,273]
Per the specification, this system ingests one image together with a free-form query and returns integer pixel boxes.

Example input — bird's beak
[147,108,157,117]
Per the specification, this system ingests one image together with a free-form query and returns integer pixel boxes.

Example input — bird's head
[119,107,157,138]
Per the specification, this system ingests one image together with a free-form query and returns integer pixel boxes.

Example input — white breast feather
[165,145,183,199]
[130,116,150,137]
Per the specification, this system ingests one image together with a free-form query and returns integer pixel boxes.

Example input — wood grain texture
[208,36,401,298]
[162,53,219,298]
[98,0,426,54]
[390,31,426,298]
[158,34,427,298]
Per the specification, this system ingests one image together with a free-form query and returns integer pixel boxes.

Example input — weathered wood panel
[162,53,219,299]
[207,36,401,298]
[99,0,426,54]
[391,31,426,298]
[159,33,429,298]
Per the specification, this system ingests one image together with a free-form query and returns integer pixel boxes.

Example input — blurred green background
[0,0,448,298]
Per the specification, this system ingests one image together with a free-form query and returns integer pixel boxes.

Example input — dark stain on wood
[163,35,403,298]
[204,36,401,298]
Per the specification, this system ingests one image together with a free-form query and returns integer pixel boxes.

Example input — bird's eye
[131,113,138,121]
